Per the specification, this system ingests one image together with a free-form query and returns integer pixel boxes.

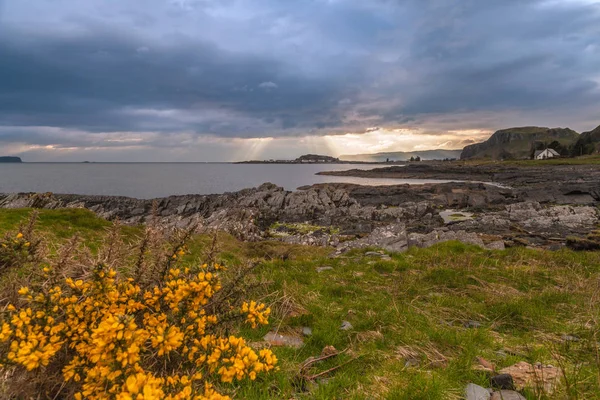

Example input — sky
[0,0,599,162]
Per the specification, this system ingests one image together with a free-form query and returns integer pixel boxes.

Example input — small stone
[365,251,385,257]
[464,320,482,329]
[263,331,303,348]
[561,334,580,342]
[316,266,334,273]
[404,358,420,368]
[485,241,506,250]
[495,350,508,359]
[490,390,526,400]
[340,321,353,331]
[491,374,515,390]
[465,383,491,400]
[321,345,338,356]
[302,327,313,336]
[474,357,495,373]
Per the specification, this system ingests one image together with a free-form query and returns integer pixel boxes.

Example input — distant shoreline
[234,160,403,165]
[2,161,404,164]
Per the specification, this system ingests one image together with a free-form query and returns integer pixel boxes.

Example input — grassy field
[1,209,600,399]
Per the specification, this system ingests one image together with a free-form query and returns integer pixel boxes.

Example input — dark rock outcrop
[1,171,598,252]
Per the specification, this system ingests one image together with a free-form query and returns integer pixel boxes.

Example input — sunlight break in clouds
[322,129,491,156]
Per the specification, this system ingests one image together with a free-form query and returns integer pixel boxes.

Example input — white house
[534,148,560,160]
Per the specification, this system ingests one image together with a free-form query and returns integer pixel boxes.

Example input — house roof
[535,148,560,157]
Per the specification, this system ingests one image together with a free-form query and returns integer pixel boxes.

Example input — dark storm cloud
[0,30,355,136]
[0,0,599,153]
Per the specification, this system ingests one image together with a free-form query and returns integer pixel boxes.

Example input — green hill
[572,125,600,156]
[460,127,579,160]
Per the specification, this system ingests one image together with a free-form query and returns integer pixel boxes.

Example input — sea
[0,163,457,199]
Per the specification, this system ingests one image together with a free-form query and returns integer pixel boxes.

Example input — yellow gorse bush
[0,256,276,399]
[0,231,36,271]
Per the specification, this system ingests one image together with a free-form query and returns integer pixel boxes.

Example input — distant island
[237,154,389,164]
[340,149,462,162]
[0,156,22,163]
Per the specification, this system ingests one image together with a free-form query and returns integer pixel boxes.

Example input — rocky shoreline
[1,163,599,252]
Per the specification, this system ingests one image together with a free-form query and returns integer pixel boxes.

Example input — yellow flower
[0,262,275,399]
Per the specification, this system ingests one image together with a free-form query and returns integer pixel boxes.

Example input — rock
[474,357,495,373]
[490,390,526,400]
[362,223,408,252]
[464,320,482,329]
[409,230,487,249]
[485,241,506,250]
[495,350,508,359]
[263,331,303,348]
[465,383,491,400]
[404,358,420,368]
[316,266,333,273]
[561,334,580,342]
[498,361,561,394]
[302,327,313,337]
[340,321,353,331]
[440,210,474,224]
[491,374,515,390]
[2,166,598,252]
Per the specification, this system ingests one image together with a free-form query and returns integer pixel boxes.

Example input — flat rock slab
[498,361,561,394]
[465,383,491,400]
[263,332,303,348]
[340,223,408,253]
[440,210,474,224]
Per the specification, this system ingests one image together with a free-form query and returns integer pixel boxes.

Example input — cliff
[572,125,600,156]
[460,127,579,160]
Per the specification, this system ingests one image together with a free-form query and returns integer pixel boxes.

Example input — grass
[1,208,600,399]
[461,154,600,166]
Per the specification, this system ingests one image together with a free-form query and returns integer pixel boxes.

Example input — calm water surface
[0,163,458,199]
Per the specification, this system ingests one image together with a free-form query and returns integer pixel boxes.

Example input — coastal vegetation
[0,209,599,399]
[0,211,276,399]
